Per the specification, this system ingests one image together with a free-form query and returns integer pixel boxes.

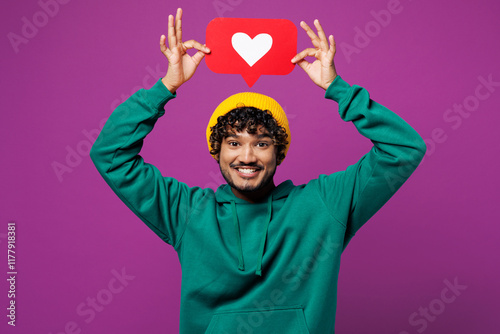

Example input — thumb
[191,50,206,67]
[295,59,309,72]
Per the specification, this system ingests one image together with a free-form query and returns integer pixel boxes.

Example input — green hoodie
[90,75,426,333]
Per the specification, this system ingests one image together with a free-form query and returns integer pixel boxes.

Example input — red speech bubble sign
[205,18,297,87]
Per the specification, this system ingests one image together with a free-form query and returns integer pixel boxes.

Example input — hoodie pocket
[204,305,310,334]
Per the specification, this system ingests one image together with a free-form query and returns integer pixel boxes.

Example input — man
[90,8,426,334]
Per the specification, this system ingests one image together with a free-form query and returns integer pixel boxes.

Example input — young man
[90,8,426,334]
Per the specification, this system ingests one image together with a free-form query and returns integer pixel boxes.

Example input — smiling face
[219,126,277,200]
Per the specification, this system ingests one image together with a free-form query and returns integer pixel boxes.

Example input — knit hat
[206,92,291,160]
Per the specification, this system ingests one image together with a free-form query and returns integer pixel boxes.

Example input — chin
[222,170,269,193]
[233,182,265,193]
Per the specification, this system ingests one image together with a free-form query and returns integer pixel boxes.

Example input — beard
[219,163,277,193]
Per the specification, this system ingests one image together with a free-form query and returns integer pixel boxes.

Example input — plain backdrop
[1,0,499,333]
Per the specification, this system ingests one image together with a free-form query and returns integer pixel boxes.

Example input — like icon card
[205,18,297,87]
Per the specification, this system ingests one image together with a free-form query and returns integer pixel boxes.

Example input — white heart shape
[231,33,273,67]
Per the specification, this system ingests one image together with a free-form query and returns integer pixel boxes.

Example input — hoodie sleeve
[90,78,207,249]
[314,75,426,249]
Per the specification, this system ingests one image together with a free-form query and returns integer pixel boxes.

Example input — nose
[238,144,257,165]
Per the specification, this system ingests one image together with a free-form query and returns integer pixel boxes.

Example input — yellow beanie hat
[206,92,291,160]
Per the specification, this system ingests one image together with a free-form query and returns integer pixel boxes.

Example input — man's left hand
[291,19,337,90]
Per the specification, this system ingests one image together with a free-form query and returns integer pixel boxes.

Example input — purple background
[1,0,499,333]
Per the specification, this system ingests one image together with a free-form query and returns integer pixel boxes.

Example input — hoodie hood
[214,180,295,276]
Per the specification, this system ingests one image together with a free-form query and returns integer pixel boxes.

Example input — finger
[175,8,183,43]
[329,35,336,56]
[160,34,172,57]
[300,21,321,49]
[313,19,329,50]
[291,48,317,63]
[160,34,166,52]
[183,39,211,53]
[168,14,177,48]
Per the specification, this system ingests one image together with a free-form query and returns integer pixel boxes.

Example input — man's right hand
[160,8,210,94]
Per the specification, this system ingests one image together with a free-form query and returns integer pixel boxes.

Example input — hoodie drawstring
[255,195,272,276]
[231,200,245,271]
[230,196,273,276]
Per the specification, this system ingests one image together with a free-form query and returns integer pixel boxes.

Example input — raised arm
[294,20,426,249]
[90,8,211,248]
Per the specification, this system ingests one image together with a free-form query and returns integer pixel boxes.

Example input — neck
[230,181,276,203]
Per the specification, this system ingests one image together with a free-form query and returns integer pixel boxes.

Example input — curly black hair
[209,107,289,165]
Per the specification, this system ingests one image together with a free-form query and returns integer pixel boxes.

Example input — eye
[257,142,270,148]
[227,141,239,147]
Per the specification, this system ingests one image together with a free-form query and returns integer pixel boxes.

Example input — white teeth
[237,168,257,174]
